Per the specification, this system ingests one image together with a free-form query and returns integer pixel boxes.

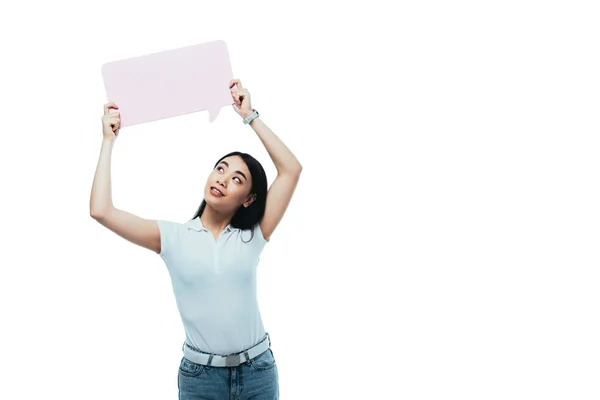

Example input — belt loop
[207,354,213,367]
[244,351,250,363]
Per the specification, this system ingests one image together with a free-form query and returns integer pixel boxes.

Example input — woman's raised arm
[89,102,161,254]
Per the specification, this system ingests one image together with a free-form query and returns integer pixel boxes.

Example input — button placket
[213,229,228,273]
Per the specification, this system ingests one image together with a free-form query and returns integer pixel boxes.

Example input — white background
[1,1,599,399]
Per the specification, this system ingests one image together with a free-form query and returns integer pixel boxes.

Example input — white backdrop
[1,1,599,399]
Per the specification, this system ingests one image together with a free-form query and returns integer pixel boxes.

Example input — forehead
[219,156,249,172]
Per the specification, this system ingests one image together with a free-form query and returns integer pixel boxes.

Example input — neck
[200,204,234,232]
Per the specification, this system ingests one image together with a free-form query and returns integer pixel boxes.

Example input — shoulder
[238,223,269,246]
[156,219,186,234]
[156,219,199,232]
[255,222,269,244]
[156,220,189,257]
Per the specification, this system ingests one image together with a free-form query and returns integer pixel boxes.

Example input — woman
[90,79,302,399]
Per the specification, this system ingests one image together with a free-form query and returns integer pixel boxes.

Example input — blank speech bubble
[101,40,234,127]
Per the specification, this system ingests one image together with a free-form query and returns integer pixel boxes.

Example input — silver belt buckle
[225,354,241,367]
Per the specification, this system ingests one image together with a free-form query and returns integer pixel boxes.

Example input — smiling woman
[89,78,301,399]
[191,151,269,242]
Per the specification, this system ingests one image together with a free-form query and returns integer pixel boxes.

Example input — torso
[157,217,269,354]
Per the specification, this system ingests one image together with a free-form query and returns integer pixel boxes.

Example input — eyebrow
[219,161,247,181]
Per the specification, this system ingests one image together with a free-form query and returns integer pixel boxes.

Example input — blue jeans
[178,348,279,399]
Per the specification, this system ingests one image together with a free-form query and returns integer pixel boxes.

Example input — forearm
[248,116,302,175]
[90,138,116,216]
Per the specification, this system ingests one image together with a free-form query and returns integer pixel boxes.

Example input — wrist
[241,110,254,118]
[242,109,260,125]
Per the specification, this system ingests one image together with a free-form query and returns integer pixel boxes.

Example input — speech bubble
[101,40,234,127]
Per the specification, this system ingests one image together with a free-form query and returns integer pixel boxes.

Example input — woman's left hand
[229,79,253,119]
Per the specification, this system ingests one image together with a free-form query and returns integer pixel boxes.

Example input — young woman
[90,79,302,399]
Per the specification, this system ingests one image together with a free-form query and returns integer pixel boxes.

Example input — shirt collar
[187,216,235,233]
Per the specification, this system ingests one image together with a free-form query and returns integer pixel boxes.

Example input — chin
[205,194,228,211]
[204,194,217,206]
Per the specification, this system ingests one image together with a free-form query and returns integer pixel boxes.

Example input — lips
[210,187,224,196]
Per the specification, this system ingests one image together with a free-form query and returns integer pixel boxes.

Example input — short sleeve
[156,220,182,260]
[254,222,269,246]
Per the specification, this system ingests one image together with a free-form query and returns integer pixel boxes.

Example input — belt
[181,333,271,368]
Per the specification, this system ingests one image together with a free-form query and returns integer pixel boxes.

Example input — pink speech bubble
[101,40,234,127]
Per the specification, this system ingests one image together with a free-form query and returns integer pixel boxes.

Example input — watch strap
[243,109,259,124]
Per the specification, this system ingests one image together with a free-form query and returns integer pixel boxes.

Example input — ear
[243,194,257,208]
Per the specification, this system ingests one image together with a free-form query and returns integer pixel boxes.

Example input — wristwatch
[243,109,260,124]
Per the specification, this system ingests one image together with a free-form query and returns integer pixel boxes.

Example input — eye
[217,167,224,173]
[233,176,242,183]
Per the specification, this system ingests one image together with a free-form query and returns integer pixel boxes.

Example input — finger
[229,79,243,90]
[102,112,119,122]
[103,114,120,125]
[231,91,242,104]
[104,102,118,115]
[104,118,119,125]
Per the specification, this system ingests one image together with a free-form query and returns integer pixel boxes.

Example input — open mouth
[210,187,224,196]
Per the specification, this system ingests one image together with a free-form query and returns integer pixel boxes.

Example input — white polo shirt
[156,216,269,355]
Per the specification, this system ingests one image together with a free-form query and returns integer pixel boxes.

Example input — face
[204,156,255,212]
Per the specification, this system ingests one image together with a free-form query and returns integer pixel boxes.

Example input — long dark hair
[190,151,268,242]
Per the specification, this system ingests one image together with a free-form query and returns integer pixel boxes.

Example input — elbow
[90,206,112,220]
[281,164,302,177]
[291,162,303,175]
[277,160,302,176]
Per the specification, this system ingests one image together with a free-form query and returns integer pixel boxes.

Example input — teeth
[212,188,222,195]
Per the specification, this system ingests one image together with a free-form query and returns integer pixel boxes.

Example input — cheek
[231,186,249,202]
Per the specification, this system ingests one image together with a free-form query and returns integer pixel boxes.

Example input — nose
[217,180,226,188]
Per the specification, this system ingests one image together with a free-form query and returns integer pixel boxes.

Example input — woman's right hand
[102,102,121,140]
